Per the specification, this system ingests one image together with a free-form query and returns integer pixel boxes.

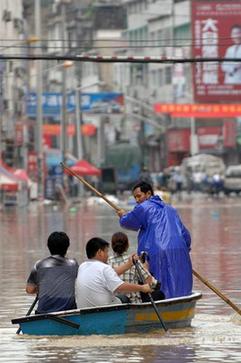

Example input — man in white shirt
[75,237,152,308]
[222,25,241,84]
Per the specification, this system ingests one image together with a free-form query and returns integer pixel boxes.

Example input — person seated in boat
[75,237,153,308]
[26,231,79,314]
[108,232,165,303]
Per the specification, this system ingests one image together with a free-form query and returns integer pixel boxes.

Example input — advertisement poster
[26,92,124,117]
[192,1,241,102]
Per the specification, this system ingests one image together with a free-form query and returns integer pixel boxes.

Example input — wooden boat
[12,292,202,336]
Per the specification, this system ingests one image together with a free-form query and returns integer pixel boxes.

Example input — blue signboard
[26,92,124,117]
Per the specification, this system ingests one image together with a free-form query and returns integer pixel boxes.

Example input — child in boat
[108,232,165,303]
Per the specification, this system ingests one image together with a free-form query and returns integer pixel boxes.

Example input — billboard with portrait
[192,1,241,102]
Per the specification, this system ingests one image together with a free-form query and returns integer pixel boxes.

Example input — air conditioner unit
[2,10,11,22]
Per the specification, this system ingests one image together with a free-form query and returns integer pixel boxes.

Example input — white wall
[0,0,25,136]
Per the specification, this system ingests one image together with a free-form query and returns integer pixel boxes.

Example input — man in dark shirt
[26,231,79,314]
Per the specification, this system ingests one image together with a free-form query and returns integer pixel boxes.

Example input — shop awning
[0,166,19,191]
[70,160,101,176]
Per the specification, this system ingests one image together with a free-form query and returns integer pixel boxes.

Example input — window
[174,24,190,46]
[165,67,172,84]
[158,69,164,86]
[151,70,158,87]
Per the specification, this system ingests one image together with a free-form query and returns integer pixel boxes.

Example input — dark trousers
[116,294,131,303]
[140,290,165,303]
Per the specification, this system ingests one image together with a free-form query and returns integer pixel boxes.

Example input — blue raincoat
[119,195,193,299]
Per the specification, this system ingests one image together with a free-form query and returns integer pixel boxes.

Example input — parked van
[223,165,241,195]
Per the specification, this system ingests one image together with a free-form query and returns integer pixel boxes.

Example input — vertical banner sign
[192,1,241,102]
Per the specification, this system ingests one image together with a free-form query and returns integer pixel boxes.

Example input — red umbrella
[70,160,101,176]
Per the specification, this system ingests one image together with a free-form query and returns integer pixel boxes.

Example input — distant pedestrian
[172,169,184,193]
[211,173,223,196]
[139,166,153,186]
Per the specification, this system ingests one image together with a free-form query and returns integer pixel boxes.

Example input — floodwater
[1,194,241,362]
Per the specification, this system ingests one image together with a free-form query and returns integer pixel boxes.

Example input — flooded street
[1,194,241,362]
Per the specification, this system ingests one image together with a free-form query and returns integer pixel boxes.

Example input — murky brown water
[1,194,241,362]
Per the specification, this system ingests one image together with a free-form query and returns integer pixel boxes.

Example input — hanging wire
[0,54,239,63]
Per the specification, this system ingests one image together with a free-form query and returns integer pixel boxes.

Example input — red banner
[192,1,241,102]
[154,103,241,117]
[42,124,96,137]
[43,124,75,136]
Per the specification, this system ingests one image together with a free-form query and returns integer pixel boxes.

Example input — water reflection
[73,345,196,363]
[16,344,197,363]
[1,197,241,362]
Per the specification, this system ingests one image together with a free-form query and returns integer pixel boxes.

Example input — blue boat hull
[12,292,202,336]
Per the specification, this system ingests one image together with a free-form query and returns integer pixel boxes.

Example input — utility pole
[97,116,106,167]
[61,2,67,167]
[75,64,84,197]
[61,64,67,166]
[35,0,44,200]
[75,64,84,161]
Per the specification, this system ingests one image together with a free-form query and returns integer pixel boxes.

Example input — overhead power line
[0,54,240,63]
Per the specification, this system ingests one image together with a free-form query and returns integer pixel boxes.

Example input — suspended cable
[0,54,240,63]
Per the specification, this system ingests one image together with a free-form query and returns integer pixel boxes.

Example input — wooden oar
[60,162,121,212]
[134,260,168,332]
[193,269,241,316]
[46,314,80,329]
[16,295,38,334]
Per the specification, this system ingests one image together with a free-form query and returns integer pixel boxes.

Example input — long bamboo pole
[193,269,241,316]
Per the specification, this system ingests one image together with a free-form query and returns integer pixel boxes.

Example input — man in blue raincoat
[117,181,193,299]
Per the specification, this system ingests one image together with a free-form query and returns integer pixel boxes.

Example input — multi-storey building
[0,1,26,167]
[113,0,192,169]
